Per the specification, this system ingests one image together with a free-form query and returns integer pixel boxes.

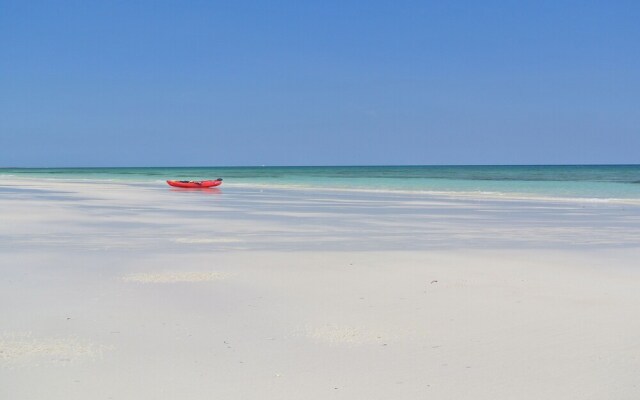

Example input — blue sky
[1,0,639,167]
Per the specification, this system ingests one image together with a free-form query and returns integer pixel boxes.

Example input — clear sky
[1,1,638,167]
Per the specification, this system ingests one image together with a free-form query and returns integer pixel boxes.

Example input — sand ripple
[0,333,108,366]
[305,324,415,345]
[173,238,241,244]
[123,271,226,283]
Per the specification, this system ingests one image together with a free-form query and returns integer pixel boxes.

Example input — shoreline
[3,176,640,206]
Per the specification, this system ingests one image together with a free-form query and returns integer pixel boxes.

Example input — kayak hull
[166,179,223,188]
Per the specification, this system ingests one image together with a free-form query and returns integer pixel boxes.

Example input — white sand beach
[1,179,639,399]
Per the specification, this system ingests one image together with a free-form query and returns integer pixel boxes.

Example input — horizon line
[2,163,640,169]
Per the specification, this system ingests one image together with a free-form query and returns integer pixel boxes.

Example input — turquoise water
[2,165,640,200]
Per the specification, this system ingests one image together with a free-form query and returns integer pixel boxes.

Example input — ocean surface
[2,165,640,202]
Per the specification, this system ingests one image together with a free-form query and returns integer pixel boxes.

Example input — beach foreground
[1,179,639,399]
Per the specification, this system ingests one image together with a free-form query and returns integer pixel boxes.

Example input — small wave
[223,182,640,205]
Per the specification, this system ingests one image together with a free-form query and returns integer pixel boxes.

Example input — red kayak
[167,179,223,188]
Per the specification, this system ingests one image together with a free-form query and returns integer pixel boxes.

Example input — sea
[2,165,640,202]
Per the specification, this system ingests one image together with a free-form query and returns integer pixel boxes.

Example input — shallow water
[2,165,640,201]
